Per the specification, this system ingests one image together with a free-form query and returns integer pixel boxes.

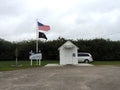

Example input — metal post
[36,37,38,53]
[36,20,38,53]
[31,59,32,66]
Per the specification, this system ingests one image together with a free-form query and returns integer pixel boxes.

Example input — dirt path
[0,65,120,90]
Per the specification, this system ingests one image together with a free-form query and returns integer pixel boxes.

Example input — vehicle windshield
[78,53,89,56]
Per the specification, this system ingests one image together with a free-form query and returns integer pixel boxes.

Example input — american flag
[37,21,50,31]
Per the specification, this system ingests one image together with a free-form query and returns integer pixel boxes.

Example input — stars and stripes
[37,21,50,31]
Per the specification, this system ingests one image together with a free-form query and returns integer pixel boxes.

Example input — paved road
[0,65,120,90]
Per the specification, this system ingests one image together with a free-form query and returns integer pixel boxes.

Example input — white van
[78,53,93,63]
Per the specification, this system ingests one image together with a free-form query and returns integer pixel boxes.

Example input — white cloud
[0,0,120,41]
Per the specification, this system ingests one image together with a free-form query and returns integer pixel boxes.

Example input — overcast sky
[0,0,120,41]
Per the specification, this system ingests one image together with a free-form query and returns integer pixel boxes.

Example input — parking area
[0,65,120,90]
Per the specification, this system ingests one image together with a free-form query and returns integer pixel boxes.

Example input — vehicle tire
[84,59,89,63]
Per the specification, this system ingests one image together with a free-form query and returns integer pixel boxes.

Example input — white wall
[59,47,78,65]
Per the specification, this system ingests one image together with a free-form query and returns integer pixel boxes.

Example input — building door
[64,48,73,64]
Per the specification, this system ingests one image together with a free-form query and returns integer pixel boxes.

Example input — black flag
[38,32,47,40]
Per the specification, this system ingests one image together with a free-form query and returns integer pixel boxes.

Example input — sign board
[29,53,42,60]
[29,52,42,66]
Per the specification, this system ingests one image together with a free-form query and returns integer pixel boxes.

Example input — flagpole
[36,20,49,52]
[36,19,38,53]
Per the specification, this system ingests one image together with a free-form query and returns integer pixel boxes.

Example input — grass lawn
[0,60,59,71]
[0,60,120,71]
[92,61,120,65]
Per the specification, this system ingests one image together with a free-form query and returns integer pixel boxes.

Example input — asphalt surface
[0,65,120,90]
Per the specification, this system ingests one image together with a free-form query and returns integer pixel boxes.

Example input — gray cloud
[0,0,120,41]
[0,0,25,16]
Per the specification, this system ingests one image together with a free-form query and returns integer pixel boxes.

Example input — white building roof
[58,41,79,50]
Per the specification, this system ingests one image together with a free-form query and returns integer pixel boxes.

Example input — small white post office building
[58,41,79,65]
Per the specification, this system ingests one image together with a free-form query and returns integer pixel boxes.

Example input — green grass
[0,60,59,71]
[92,61,120,65]
[0,60,120,71]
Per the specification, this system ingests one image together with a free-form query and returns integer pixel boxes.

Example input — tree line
[0,37,120,61]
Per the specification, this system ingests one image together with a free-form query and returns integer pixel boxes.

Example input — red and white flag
[37,21,50,31]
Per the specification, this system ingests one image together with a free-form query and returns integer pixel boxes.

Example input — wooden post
[15,48,18,65]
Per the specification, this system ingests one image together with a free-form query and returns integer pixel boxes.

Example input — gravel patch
[0,66,120,90]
